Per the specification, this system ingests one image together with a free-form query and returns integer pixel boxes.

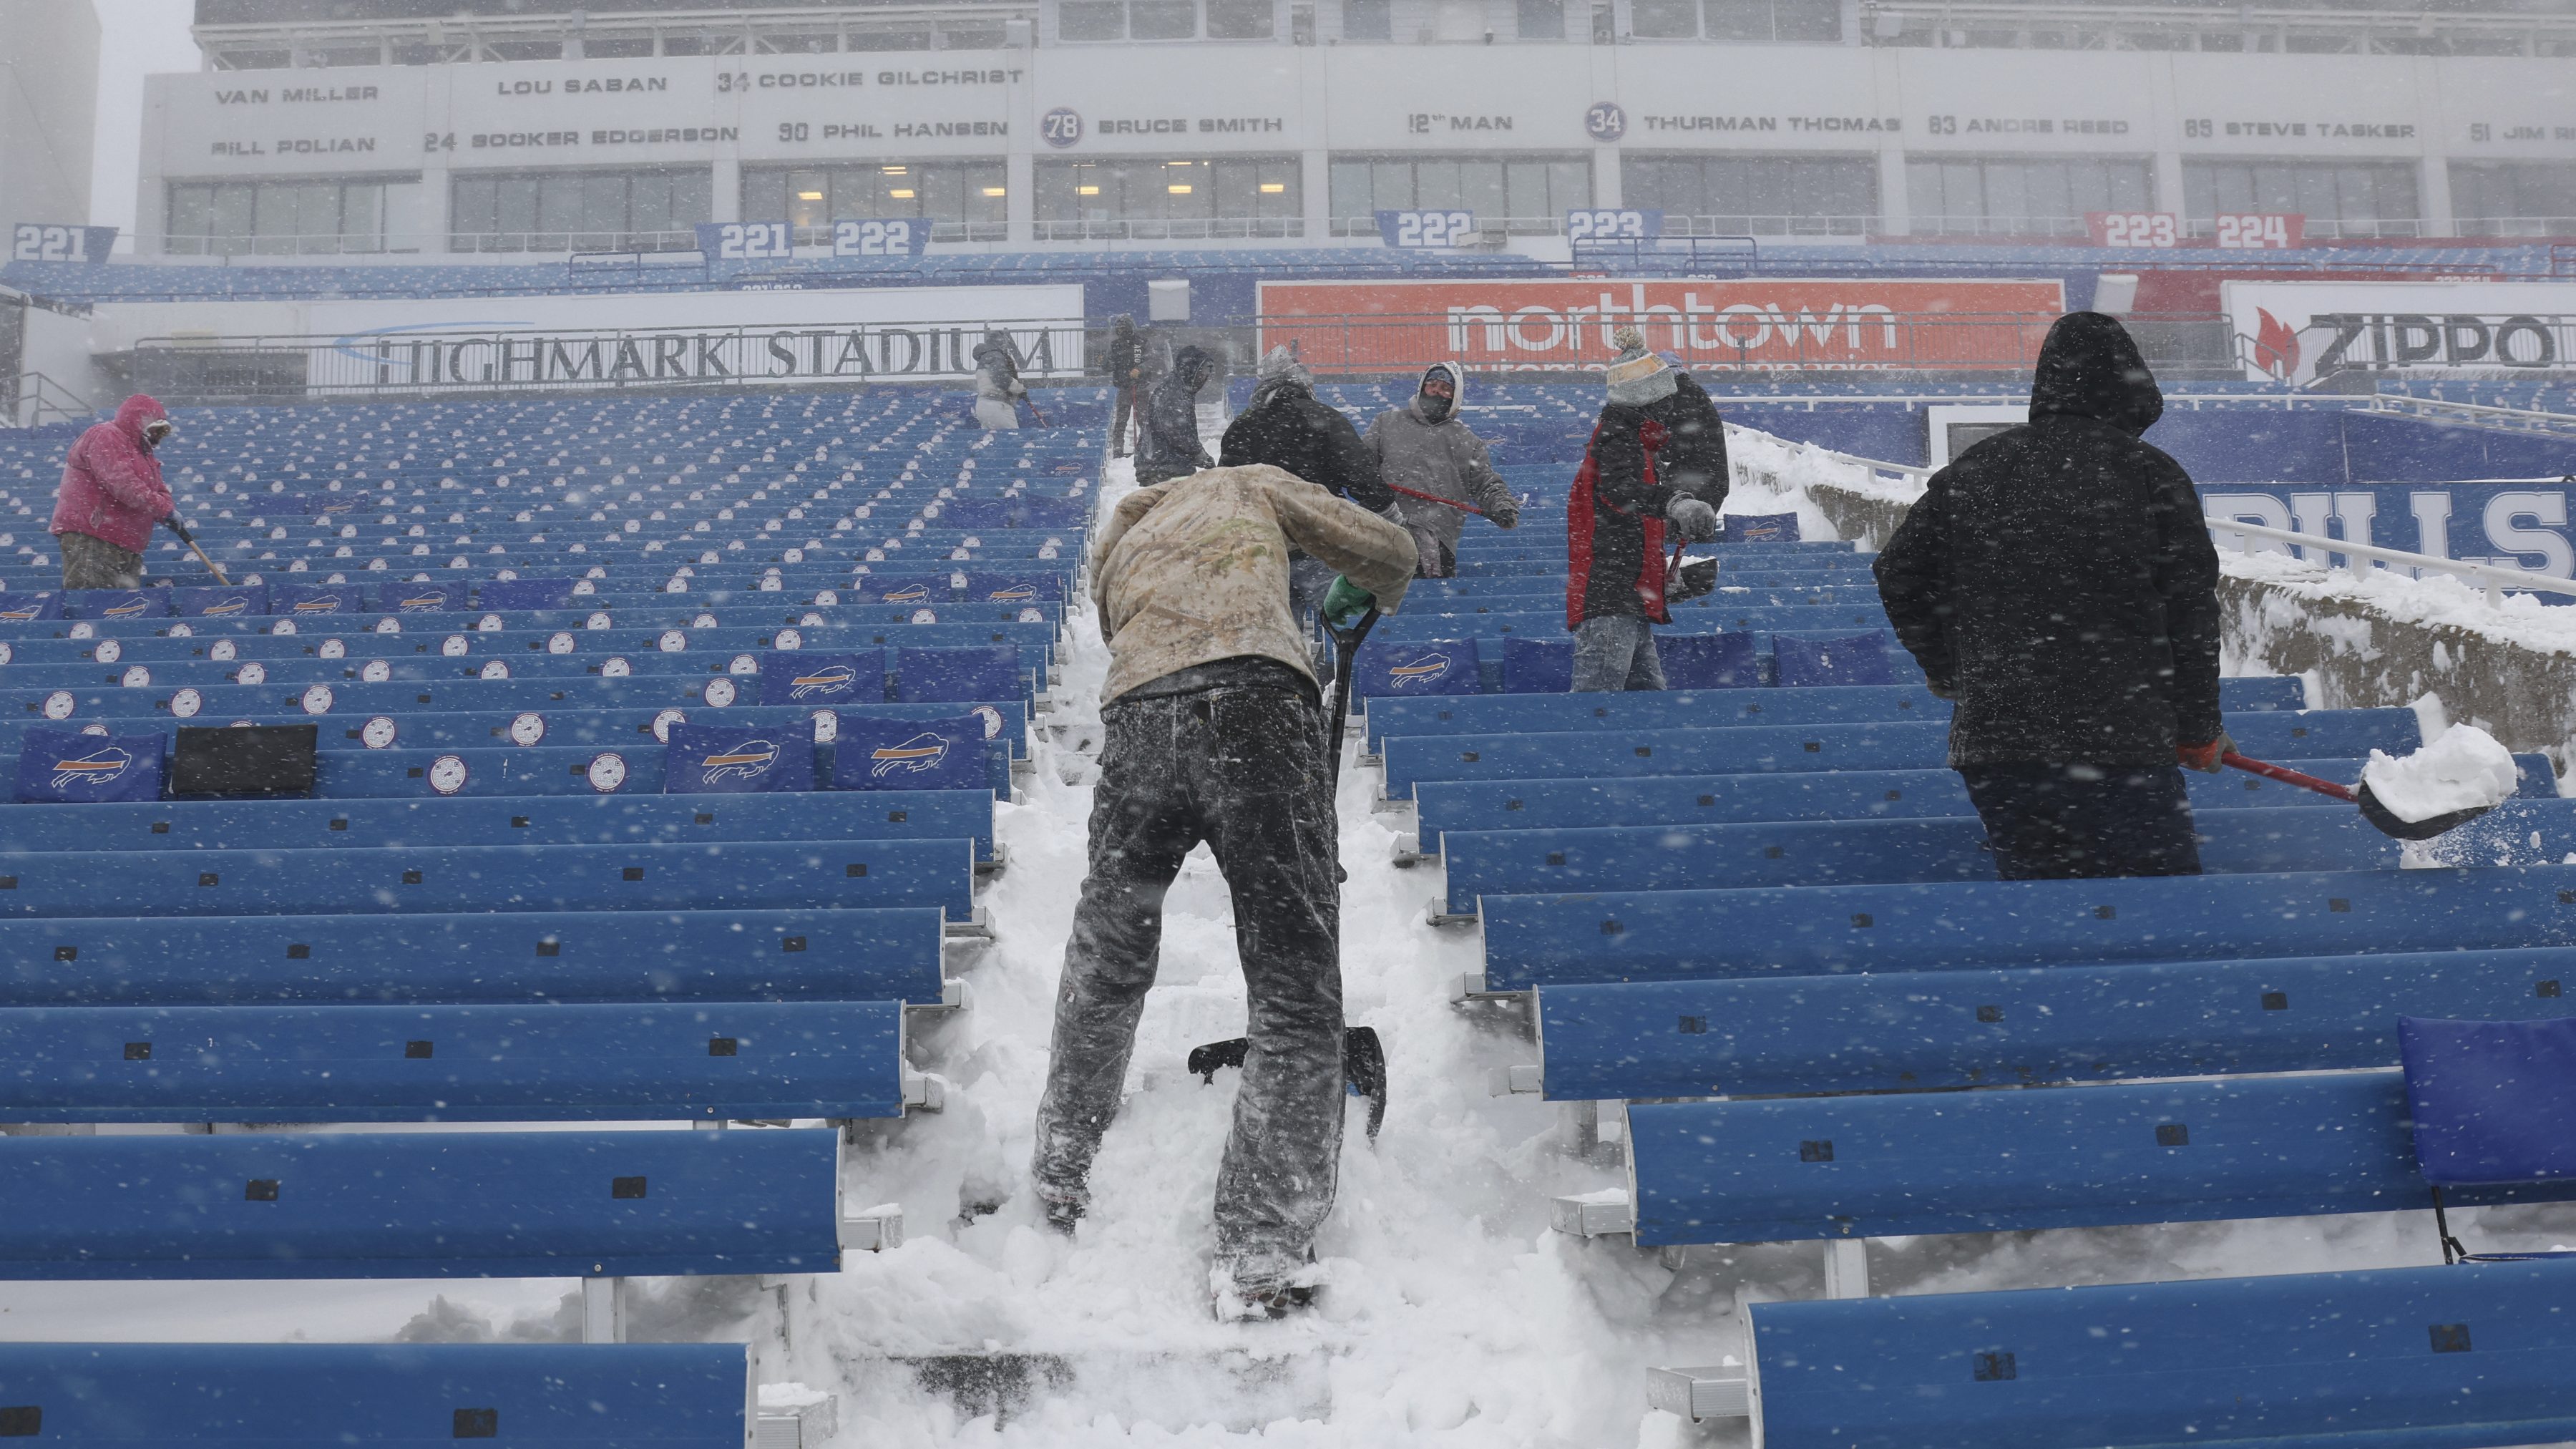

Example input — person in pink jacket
[53,394,176,590]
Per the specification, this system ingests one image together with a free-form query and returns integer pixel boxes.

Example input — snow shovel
[1322,603,1380,784]
[2223,749,2502,841]
[162,513,230,587]
[1189,1026,1387,1141]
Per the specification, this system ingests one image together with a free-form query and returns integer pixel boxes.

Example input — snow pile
[2220,545,2576,659]
[2362,723,2520,824]
[1722,424,1923,510]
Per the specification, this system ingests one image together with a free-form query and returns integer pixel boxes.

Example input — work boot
[1211,1250,1320,1321]
[1035,1181,1085,1237]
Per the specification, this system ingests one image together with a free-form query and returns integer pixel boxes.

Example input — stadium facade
[135,0,2576,258]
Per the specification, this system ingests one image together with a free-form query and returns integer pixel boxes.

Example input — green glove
[1320,576,1375,630]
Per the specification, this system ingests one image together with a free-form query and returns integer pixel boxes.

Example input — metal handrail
[8,371,94,429]
[2206,516,2576,607]
[2358,394,2576,439]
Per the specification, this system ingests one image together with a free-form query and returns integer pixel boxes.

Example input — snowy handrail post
[2205,515,2576,609]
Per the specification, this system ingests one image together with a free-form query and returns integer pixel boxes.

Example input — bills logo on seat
[789,665,858,700]
[293,599,341,613]
[869,731,951,778]
[831,712,987,792]
[201,598,248,615]
[985,585,1037,602]
[395,592,450,612]
[101,599,152,619]
[663,721,815,794]
[49,744,132,790]
[880,583,931,603]
[15,727,163,803]
[0,592,59,623]
[698,740,779,784]
[1358,640,1478,698]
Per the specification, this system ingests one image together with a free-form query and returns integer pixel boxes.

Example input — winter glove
[1320,576,1376,631]
[1667,497,1719,543]
[1487,493,1521,531]
[2176,731,2238,773]
[1924,678,1958,701]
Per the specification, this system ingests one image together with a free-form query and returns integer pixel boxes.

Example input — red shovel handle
[2221,749,2358,804]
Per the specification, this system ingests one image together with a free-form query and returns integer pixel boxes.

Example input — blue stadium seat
[1772,630,1896,687]
[0,1128,847,1277]
[1747,1258,2576,1448]
[0,1342,751,1447]
[1531,948,2576,1101]
[0,907,949,1007]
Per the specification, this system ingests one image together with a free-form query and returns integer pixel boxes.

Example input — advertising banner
[2205,484,2576,579]
[1259,278,2066,374]
[106,284,1085,401]
[2223,280,2576,384]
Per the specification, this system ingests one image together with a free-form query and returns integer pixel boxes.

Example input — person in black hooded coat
[1873,310,2226,879]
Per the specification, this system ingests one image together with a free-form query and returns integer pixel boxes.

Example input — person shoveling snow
[2361,724,2521,828]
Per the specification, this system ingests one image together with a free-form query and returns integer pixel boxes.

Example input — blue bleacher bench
[0,1341,752,1447]
[0,790,1000,863]
[1747,1257,2576,1448]
[0,907,949,1008]
[1473,864,2576,995]
[0,839,974,919]
[1408,755,2515,845]
[0,1000,917,1123]
[1619,1070,2575,1247]
[1436,799,2576,909]
[0,1127,847,1278]
[1382,710,2426,796]
[1531,947,2576,1102]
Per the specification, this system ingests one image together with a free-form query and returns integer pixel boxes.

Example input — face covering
[1418,389,1453,423]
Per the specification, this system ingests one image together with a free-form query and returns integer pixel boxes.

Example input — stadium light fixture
[881,165,908,175]
[1169,184,1192,194]
[1077,185,1101,195]
[796,190,824,200]
[1259,182,1285,193]
[889,189,916,198]
[981,187,1006,197]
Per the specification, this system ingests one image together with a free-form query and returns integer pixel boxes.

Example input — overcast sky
[91,0,202,236]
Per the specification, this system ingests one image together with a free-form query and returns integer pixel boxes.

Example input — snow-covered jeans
[1031,666,1345,1287]
[1571,615,1666,692]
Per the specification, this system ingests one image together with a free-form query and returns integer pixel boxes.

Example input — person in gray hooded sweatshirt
[1365,362,1520,577]
[971,330,1028,430]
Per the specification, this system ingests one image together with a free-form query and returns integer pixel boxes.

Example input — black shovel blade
[1186,1025,1387,1139]
[2356,779,2499,841]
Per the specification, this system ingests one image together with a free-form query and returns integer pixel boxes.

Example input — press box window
[165,179,391,256]
[1343,0,1393,39]
[1906,155,2152,238]
[2182,159,2421,239]
[2449,162,2576,237]
[1624,154,1877,237]
[1037,157,1302,240]
[1206,0,1275,37]
[448,167,711,253]
[1328,154,1592,235]
[742,162,1008,243]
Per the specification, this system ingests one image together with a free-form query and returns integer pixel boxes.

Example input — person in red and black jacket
[1566,328,1727,691]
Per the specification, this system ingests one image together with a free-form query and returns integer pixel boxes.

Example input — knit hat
[1604,326,1677,405]
[1256,344,1312,391]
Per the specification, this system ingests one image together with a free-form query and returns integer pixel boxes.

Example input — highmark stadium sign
[110,285,1084,399]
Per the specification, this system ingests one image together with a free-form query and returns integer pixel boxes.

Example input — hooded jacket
[971,333,1027,405]
[1136,346,1219,484]
[1873,311,2223,768]
[1216,374,1395,514]
[1094,464,1418,703]
[1108,317,1141,387]
[1566,370,1728,628]
[1366,363,1517,557]
[53,395,174,554]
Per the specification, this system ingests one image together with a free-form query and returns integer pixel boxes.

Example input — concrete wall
[0,0,102,242]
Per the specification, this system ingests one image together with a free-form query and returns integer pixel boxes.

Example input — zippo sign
[1259,279,2065,373]
[2225,280,2576,384]
[2208,485,2576,578]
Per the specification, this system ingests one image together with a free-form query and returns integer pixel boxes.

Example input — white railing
[2206,516,2576,607]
